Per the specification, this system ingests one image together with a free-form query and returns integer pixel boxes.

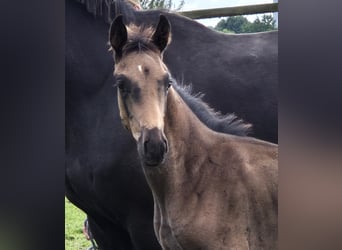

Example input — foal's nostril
[163,139,168,153]
[144,139,149,154]
[159,142,165,157]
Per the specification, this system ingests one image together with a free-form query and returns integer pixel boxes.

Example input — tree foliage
[215,14,277,34]
[242,15,276,33]
[215,16,249,34]
[140,0,185,11]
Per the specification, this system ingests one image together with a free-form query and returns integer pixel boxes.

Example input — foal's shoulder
[219,134,278,163]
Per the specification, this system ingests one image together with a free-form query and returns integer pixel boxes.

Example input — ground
[65,197,91,250]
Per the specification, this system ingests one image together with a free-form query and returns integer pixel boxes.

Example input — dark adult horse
[66,0,277,249]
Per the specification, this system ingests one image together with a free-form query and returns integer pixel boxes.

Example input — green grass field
[65,197,91,250]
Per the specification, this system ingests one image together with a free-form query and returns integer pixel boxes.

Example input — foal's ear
[109,15,127,58]
[152,15,171,53]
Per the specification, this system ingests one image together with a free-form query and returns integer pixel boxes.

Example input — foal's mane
[172,82,252,136]
[108,23,161,58]
[124,25,160,54]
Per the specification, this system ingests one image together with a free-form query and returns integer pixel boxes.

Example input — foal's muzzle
[138,127,168,167]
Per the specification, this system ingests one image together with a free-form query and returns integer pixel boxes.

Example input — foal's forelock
[108,25,160,54]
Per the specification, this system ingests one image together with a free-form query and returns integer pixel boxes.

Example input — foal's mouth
[143,158,166,167]
[138,127,168,168]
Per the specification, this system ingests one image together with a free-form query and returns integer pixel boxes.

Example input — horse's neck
[144,87,214,216]
[159,87,217,188]
[164,87,213,155]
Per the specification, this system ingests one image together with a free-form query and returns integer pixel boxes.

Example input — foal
[109,15,278,250]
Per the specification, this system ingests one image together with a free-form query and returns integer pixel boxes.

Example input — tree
[261,14,276,27]
[140,0,185,11]
[242,14,276,33]
[215,16,249,34]
[226,16,249,33]
[215,14,277,34]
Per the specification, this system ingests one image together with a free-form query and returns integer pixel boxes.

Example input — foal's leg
[153,202,182,249]
[153,200,162,244]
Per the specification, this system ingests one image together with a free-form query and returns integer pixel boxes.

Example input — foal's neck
[164,88,210,146]
[147,86,222,210]
[164,87,215,165]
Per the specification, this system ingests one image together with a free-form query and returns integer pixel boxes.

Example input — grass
[65,197,91,250]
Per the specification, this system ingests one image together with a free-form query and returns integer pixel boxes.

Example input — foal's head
[109,15,172,167]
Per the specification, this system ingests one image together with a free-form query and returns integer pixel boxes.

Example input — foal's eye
[116,81,124,90]
[166,79,172,90]
[114,79,129,97]
[115,78,126,90]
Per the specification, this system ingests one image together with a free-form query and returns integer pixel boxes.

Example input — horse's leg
[126,206,162,250]
[87,215,133,250]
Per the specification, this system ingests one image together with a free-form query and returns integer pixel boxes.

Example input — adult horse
[66,0,277,249]
[109,15,278,249]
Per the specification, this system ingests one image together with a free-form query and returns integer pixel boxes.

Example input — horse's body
[66,1,159,249]
[66,0,277,248]
[151,87,277,249]
[151,86,278,250]
[110,16,278,249]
